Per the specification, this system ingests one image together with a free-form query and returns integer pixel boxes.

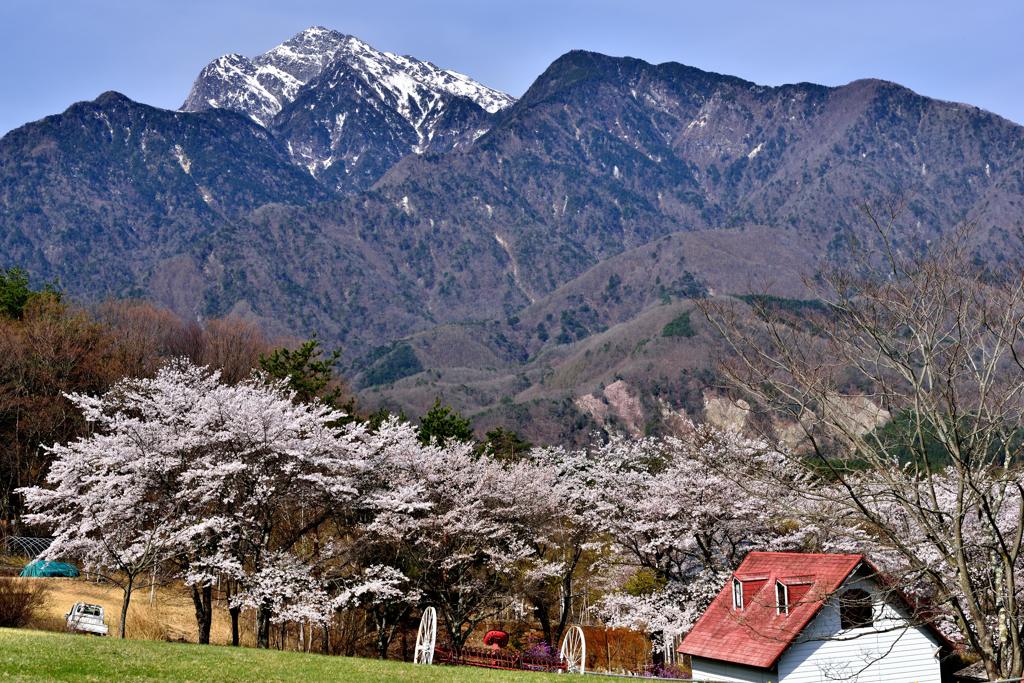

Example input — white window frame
[776,580,789,615]
[732,578,744,610]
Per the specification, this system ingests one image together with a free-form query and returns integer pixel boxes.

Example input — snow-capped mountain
[183,26,512,126]
[181,27,514,191]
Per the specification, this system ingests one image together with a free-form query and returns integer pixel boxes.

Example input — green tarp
[19,560,80,578]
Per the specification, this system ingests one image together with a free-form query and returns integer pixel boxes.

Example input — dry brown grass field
[29,577,257,645]
[0,553,243,646]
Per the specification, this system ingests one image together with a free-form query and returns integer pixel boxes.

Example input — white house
[679,552,949,683]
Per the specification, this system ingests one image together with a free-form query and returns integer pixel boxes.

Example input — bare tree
[701,210,1024,679]
[202,317,271,383]
[0,297,119,527]
[95,300,192,377]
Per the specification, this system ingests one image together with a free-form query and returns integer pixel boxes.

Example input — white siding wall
[776,578,941,683]
[691,657,778,683]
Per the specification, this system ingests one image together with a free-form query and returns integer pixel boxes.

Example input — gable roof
[678,552,864,669]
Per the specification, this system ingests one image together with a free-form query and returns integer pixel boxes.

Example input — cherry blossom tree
[336,564,420,659]
[356,418,540,652]
[350,417,810,658]
[339,419,435,658]
[19,372,196,638]
[591,425,808,645]
[23,359,365,646]
[231,550,333,651]
[524,444,614,650]
[168,364,364,647]
[21,443,175,638]
[796,466,1024,649]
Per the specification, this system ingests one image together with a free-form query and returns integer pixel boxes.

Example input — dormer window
[776,580,789,615]
[731,575,767,611]
[732,578,744,610]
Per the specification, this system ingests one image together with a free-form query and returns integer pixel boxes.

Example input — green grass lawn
[0,629,623,682]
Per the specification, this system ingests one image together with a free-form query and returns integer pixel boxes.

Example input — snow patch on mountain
[173,144,191,174]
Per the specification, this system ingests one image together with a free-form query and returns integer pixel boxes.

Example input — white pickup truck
[65,602,109,636]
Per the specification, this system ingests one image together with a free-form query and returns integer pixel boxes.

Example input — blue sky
[2,0,1022,135]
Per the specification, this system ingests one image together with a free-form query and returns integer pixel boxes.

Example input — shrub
[360,343,423,387]
[736,294,828,316]
[523,634,555,660]
[645,662,689,679]
[661,311,695,338]
[623,568,667,596]
[0,577,49,627]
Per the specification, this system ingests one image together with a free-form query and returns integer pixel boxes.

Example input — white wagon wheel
[413,606,437,665]
[560,624,586,674]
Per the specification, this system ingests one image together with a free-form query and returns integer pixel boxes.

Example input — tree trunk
[605,627,612,672]
[651,631,665,667]
[555,571,575,650]
[533,596,553,650]
[449,620,473,654]
[256,606,271,648]
[191,584,213,645]
[230,604,241,646]
[226,579,240,646]
[376,614,390,659]
[119,576,134,639]
[445,620,461,654]
[554,546,583,649]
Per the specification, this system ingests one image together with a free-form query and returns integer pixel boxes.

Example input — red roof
[679,552,864,669]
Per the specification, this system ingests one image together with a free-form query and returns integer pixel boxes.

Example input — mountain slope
[338,51,1024,438]
[277,49,1024,349]
[0,92,329,315]
[270,58,495,192]
[370,51,1024,297]
[355,225,822,441]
